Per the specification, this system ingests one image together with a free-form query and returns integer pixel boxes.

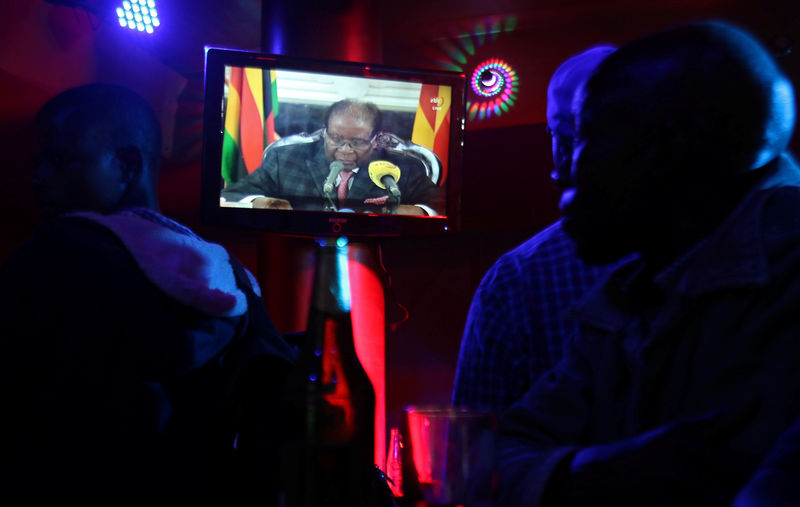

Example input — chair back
[262,129,443,185]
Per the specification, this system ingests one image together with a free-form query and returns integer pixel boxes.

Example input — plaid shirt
[452,219,609,412]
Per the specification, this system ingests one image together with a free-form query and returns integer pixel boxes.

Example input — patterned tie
[338,170,353,206]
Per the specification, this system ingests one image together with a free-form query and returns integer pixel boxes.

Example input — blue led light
[116,0,159,34]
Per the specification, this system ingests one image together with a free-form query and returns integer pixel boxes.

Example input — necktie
[338,170,353,206]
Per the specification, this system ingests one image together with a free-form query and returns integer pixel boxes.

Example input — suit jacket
[221,139,446,215]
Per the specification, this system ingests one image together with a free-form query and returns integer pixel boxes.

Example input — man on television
[220,99,445,216]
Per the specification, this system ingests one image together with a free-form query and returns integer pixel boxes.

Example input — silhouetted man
[452,45,617,412]
[498,21,799,507]
[0,83,294,505]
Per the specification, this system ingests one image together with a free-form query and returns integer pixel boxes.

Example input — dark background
[2,0,799,446]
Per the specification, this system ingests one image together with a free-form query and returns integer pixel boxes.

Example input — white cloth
[70,208,258,317]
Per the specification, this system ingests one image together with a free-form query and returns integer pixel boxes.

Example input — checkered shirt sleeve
[452,220,608,412]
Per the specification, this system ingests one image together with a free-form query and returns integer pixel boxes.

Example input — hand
[550,398,761,506]
[252,197,293,210]
[395,204,426,216]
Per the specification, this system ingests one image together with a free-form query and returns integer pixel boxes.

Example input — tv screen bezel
[201,47,466,238]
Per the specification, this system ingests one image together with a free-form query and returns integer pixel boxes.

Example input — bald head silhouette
[580,21,794,174]
[32,83,161,220]
[561,21,796,266]
[547,45,616,190]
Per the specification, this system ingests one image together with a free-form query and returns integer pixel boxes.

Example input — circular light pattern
[467,58,518,120]
[116,0,159,34]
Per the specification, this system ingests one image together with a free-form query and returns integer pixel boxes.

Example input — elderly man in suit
[220,99,445,216]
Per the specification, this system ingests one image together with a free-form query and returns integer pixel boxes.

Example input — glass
[324,128,375,150]
[401,405,496,507]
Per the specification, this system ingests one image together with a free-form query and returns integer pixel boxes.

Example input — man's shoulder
[267,136,321,161]
[0,215,147,312]
[755,154,800,232]
[703,158,800,279]
[497,221,579,267]
[761,184,800,232]
[480,219,615,296]
[19,215,126,257]
[759,184,800,263]
[478,221,572,286]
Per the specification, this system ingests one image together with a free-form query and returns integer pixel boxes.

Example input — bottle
[280,237,377,507]
[385,427,404,499]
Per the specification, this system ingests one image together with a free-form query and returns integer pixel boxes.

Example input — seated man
[221,99,445,216]
[498,21,800,506]
[452,45,616,413]
[0,83,295,504]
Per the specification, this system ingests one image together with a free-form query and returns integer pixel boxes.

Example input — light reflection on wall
[423,15,520,123]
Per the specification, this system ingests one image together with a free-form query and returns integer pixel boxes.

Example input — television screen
[201,47,466,237]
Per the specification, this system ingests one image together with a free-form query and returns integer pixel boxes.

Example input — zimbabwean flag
[221,66,279,184]
[411,83,451,185]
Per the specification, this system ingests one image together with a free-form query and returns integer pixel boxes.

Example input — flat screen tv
[201,47,466,238]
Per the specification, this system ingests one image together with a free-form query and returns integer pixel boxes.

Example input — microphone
[368,160,401,198]
[323,160,345,194]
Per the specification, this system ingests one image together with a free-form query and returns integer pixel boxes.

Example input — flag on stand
[221,67,279,184]
[411,84,451,184]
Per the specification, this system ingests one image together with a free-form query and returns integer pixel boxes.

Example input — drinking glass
[401,405,496,507]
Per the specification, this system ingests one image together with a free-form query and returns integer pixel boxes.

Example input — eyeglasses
[324,128,375,151]
[546,125,574,148]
